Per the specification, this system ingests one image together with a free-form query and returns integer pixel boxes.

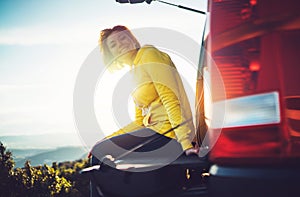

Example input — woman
[90,25,199,166]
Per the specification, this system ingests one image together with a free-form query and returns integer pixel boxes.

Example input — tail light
[208,92,283,165]
[205,0,300,165]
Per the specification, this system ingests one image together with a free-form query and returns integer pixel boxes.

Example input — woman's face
[106,30,136,58]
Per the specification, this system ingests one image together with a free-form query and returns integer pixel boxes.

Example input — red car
[85,0,300,196]
[205,0,300,196]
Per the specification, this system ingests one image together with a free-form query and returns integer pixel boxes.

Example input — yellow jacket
[107,45,195,151]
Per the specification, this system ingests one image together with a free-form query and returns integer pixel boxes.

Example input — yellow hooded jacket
[106,45,195,151]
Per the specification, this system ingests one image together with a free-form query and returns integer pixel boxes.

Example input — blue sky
[0,0,207,147]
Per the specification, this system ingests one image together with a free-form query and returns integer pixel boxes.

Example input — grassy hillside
[0,142,91,196]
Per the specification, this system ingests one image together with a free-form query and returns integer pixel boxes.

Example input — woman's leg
[89,128,184,196]
[90,128,182,163]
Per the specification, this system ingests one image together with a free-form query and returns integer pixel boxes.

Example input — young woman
[90,25,199,166]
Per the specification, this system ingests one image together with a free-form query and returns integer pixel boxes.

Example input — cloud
[0,25,98,45]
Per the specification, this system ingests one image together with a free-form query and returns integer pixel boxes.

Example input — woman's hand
[185,146,199,156]
[87,152,92,158]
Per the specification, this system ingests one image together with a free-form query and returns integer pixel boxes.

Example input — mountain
[14,146,89,168]
[0,133,92,167]
[10,148,54,163]
[0,133,83,149]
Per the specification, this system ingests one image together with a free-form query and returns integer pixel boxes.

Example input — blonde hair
[99,25,141,68]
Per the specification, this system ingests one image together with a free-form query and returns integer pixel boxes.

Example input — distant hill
[14,146,89,168]
[0,133,93,168]
[10,148,54,163]
[0,133,83,149]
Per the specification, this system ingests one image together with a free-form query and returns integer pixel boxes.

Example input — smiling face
[99,25,141,71]
[106,30,136,58]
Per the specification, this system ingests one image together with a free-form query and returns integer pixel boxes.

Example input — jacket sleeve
[141,48,194,150]
[154,83,193,150]
[105,106,144,139]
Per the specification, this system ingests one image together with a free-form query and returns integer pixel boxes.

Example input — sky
[0,0,207,148]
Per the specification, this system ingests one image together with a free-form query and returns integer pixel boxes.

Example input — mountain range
[0,134,90,168]
[11,146,89,168]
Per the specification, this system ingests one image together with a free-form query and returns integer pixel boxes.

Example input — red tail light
[208,92,283,165]
[205,0,300,165]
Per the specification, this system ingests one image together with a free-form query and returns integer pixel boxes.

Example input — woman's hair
[99,25,141,67]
